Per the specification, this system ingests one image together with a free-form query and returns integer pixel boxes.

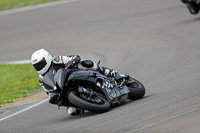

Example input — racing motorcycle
[181,0,200,14]
[43,64,145,114]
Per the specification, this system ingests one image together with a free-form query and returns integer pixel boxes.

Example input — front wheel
[127,79,145,100]
[68,91,110,113]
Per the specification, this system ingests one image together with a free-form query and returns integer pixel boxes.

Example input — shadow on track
[49,95,149,124]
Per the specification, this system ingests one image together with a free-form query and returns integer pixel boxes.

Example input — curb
[0,91,47,113]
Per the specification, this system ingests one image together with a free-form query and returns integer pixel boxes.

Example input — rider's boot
[67,107,85,115]
[98,65,118,77]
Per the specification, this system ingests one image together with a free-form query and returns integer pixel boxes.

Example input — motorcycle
[42,64,145,114]
[181,0,200,14]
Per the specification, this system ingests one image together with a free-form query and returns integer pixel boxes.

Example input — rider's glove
[110,69,118,77]
[71,55,81,64]
[65,55,81,69]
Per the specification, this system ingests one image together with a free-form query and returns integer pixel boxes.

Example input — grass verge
[0,0,60,11]
[0,63,42,106]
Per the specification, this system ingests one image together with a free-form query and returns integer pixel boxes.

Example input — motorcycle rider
[31,48,117,115]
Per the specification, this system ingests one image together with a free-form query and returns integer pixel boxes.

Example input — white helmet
[31,49,52,75]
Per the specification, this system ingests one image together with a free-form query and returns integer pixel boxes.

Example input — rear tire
[127,79,145,100]
[68,91,110,113]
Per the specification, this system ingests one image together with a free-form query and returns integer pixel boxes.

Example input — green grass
[0,0,60,11]
[0,63,42,106]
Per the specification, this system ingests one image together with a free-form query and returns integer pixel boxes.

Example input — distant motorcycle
[43,64,145,114]
[181,0,200,14]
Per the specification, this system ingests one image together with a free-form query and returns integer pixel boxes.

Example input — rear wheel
[127,79,145,100]
[68,90,110,113]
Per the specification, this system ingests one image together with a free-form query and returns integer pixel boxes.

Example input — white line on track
[0,60,31,64]
[0,99,48,122]
[0,0,78,16]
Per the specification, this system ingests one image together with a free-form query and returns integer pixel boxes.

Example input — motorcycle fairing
[96,79,130,102]
[68,71,107,80]
[54,68,71,90]
[68,71,130,103]
[43,70,55,88]
[116,73,128,80]
[68,71,104,85]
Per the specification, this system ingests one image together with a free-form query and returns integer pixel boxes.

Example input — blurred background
[0,0,60,11]
[0,0,200,132]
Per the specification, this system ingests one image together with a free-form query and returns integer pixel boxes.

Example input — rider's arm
[53,55,81,66]
[39,75,49,95]
[63,55,81,68]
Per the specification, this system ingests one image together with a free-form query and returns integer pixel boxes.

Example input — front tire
[68,91,110,113]
[127,79,145,100]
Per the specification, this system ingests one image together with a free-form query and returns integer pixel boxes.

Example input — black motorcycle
[43,66,145,114]
[181,0,200,14]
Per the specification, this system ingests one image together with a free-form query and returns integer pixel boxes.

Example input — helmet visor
[33,58,47,71]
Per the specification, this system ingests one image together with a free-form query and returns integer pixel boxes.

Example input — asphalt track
[0,0,200,132]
